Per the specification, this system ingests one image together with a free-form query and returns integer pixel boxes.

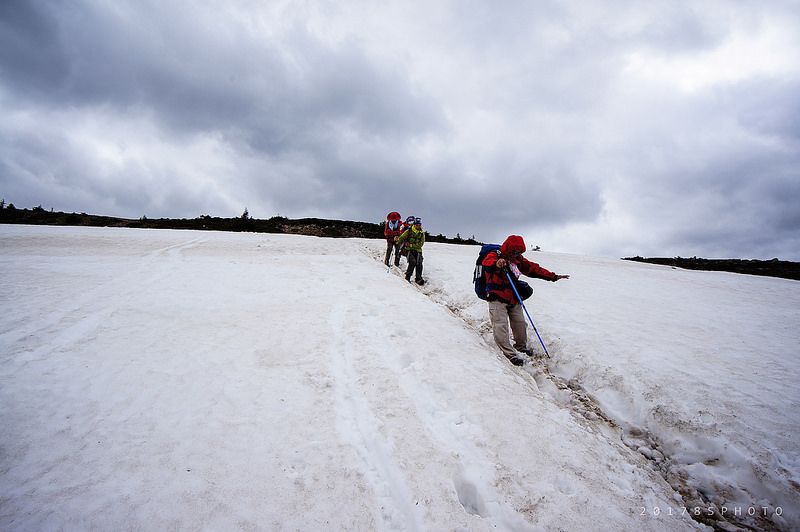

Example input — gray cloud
[0,0,68,95]
[1,1,442,144]
[1,0,798,260]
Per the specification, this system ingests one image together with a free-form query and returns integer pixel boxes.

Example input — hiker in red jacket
[482,235,569,366]
[383,212,403,266]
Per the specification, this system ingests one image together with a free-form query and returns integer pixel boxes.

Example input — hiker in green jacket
[396,217,425,285]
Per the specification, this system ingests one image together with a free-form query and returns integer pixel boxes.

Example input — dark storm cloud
[737,79,800,144]
[0,1,442,148]
[0,0,69,94]
[0,123,212,218]
[613,75,800,260]
[0,1,454,219]
[275,139,604,241]
[1,0,798,259]
[656,147,800,260]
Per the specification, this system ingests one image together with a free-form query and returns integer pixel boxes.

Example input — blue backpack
[473,244,501,300]
[473,243,534,301]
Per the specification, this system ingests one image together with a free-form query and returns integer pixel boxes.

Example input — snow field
[387,240,798,531]
[2,225,797,530]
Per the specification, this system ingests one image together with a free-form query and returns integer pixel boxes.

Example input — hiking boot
[415,278,425,285]
[507,355,525,366]
[405,274,412,282]
[517,347,536,357]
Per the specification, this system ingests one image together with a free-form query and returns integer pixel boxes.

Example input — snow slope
[413,241,800,529]
[1,225,796,530]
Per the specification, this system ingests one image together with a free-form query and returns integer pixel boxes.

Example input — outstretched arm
[519,257,569,281]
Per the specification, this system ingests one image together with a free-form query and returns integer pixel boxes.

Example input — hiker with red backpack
[478,235,569,366]
[395,215,415,260]
[395,217,426,285]
[383,211,403,266]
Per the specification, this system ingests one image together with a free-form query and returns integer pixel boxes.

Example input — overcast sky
[1,1,799,260]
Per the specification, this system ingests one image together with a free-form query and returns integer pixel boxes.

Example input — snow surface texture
[1,226,796,531]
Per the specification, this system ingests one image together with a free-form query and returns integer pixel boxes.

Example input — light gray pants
[488,300,527,358]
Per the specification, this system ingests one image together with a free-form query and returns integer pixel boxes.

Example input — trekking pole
[505,271,550,358]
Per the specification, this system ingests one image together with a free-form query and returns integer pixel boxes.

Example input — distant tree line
[0,202,481,245]
[623,255,800,281]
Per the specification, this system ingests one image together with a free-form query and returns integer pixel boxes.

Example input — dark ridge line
[623,256,800,281]
[0,205,481,246]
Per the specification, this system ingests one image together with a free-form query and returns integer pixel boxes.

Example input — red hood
[501,235,526,255]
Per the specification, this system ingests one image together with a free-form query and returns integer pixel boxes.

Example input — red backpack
[385,212,402,236]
